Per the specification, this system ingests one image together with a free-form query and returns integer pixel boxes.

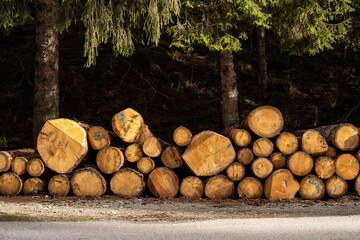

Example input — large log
[251,157,273,179]
[0,172,22,196]
[204,175,234,199]
[110,168,145,197]
[226,128,251,147]
[37,118,88,174]
[26,158,46,177]
[182,131,236,176]
[264,169,300,200]
[315,156,336,180]
[70,167,106,196]
[0,151,13,172]
[87,126,114,150]
[295,129,328,155]
[243,105,284,138]
[137,157,155,174]
[252,138,274,157]
[275,132,298,155]
[270,152,286,169]
[287,151,314,176]
[226,162,245,181]
[335,153,359,180]
[173,126,192,147]
[23,178,46,195]
[142,137,162,158]
[237,177,263,199]
[326,175,347,198]
[96,146,124,174]
[125,143,143,163]
[179,176,204,198]
[161,145,183,169]
[147,167,179,198]
[11,157,28,176]
[48,174,70,197]
[299,175,325,200]
[236,147,254,165]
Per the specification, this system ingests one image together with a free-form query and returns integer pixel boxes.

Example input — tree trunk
[219,51,240,130]
[33,0,59,144]
[257,26,268,91]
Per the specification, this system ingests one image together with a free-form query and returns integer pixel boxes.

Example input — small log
[110,168,145,197]
[0,151,13,172]
[270,152,286,169]
[295,129,328,155]
[137,157,155,174]
[275,132,298,155]
[0,172,22,196]
[324,146,337,158]
[355,175,360,195]
[11,157,28,176]
[173,126,192,147]
[71,167,106,196]
[243,105,284,138]
[179,176,204,198]
[87,126,112,150]
[236,147,254,165]
[48,174,70,197]
[204,175,234,199]
[226,162,245,181]
[237,177,263,199]
[251,157,273,179]
[299,175,325,200]
[142,137,162,158]
[161,145,183,169]
[96,146,124,174]
[182,131,236,176]
[325,175,347,198]
[23,178,46,195]
[252,138,274,157]
[335,153,359,180]
[315,156,336,180]
[227,128,251,147]
[26,158,46,177]
[37,118,88,174]
[287,151,314,176]
[147,167,179,198]
[264,169,300,200]
[124,143,143,163]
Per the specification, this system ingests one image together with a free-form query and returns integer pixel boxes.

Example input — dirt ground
[1,195,360,222]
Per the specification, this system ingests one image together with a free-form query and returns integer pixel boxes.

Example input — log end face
[247,106,284,138]
[112,108,144,143]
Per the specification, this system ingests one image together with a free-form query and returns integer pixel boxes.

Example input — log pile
[1,106,360,201]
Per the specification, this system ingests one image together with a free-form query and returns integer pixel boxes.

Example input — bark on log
[70,167,106,196]
[226,162,245,182]
[204,175,234,199]
[161,145,183,169]
[236,147,254,165]
[252,138,274,157]
[237,177,263,199]
[87,126,113,150]
[110,168,145,197]
[125,143,143,163]
[276,132,298,155]
[182,131,235,176]
[137,157,155,174]
[7,149,40,159]
[315,156,336,180]
[251,157,273,179]
[179,176,204,198]
[0,151,13,173]
[147,167,179,198]
[96,146,124,174]
[26,158,46,177]
[226,128,251,147]
[37,118,88,174]
[142,137,162,158]
[335,153,359,180]
[287,151,314,176]
[299,175,325,200]
[173,126,192,147]
[270,152,286,169]
[23,178,46,195]
[48,174,70,197]
[326,175,347,198]
[0,172,22,196]
[11,157,28,176]
[295,129,328,155]
[264,169,300,200]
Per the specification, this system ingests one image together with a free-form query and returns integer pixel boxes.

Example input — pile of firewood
[1,106,360,200]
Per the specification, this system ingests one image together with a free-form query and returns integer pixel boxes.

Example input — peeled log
[287,151,314,177]
[237,147,254,165]
[87,126,112,150]
[142,137,162,158]
[252,138,274,157]
[96,146,124,174]
[125,144,143,163]
[297,129,328,155]
[326,175,347,198]
[237,177,263,199]
[335,153,359,180]
[161,145,183,169]
[48,174,70,197]
[26,158,46,177]
[205,175,234,199]
[264,169,300,200]
[270,152,286,169]
[299,175,325,200]
[315,156,336,180]
[244,105,284,138]
[23,178,46,195]
[276,132,298,155]
[148,167,179,198]
[137,157,155,174]
[37,118,88,174]
[0,151,13,172]
[0,172,22,196]
[110,168,145,197]
[71,167,106,196]
[227,128,251,147]
[11,157,28,176]
[182,131,236,176]
[226,162,245,181]
[179,176,204,198]
[173,126,192,147]
[251,157,273,179]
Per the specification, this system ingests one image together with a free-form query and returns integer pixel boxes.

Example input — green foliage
[0,0,34,30]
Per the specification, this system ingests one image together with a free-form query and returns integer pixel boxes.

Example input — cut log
[0,151,13,172]
[324,146,337,158]
[179,176,204,198]
[182,131,236,176]
[226,162,245,181]
[325,175,347,198]
[23,178,46,195]
[270,152,286,169]
[173,126,192,147]
[137,157,155,174]
[355,175,360,195]
[161,145,183,169]
[236,147,254,165]
[7,148,40,159]
[142,137,162,158]
[87,126,112,150]
[299,175,325,200]
[287,151,314,176]
[110,168,145,197]
[71,167,106,196]
[124,143,143,163]
[147,167,179,198]
[251,157,273,179]
[264,169,300,200]
[204,175,234,199]
[252,138,274,157]
[315,156,336,180]
[0,172,22,196]
[37,118,88,174]
[227,128,251,147]
[237,177,263,199]
[276,132,298,155]
[244,105,284,138]
[26,158,46,177]
[48,174,70,197]
[11,157,28,176]
[296,129,328,155]
[96,146,124,174]
[335,153,359,180]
